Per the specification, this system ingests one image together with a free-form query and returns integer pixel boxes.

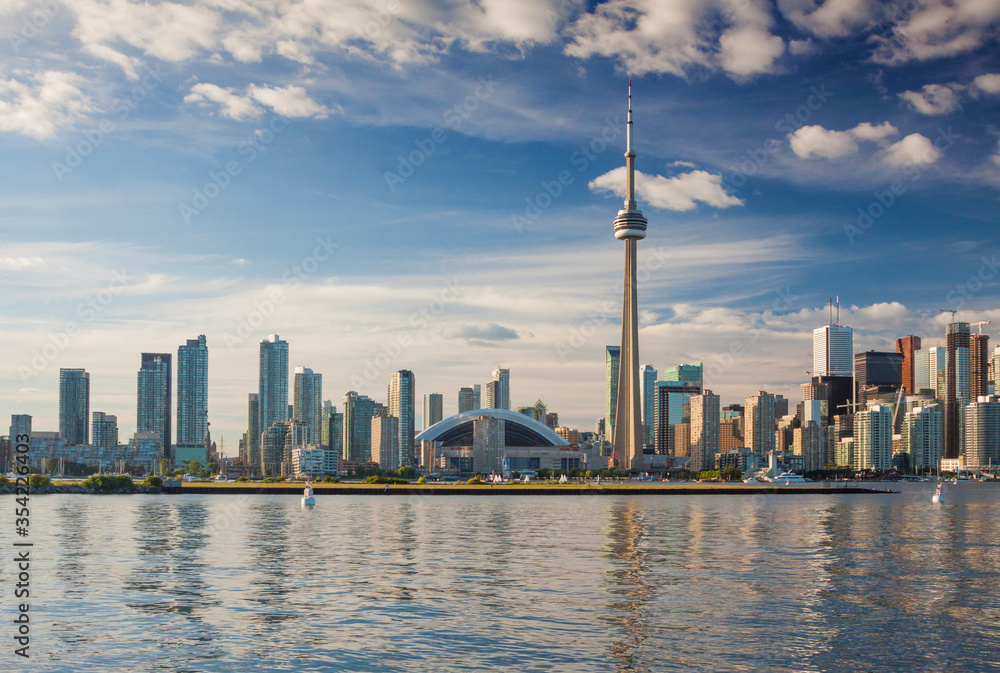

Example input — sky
[1,0,1000,453]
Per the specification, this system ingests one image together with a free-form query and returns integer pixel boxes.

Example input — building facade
[137,354,171,456]
[744,391,776,455]
[259,334,290,440]
[293,366,323,444]
[343,391,375,463]
[813,324,854,377]
[689,391,720,473]
[389,370,415,464]
[59,368,90,446]
[176,335,208,446]
[424,393,443,430]
[91,412,118,449]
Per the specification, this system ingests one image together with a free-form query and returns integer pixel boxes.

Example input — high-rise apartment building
[793,421,825,472]
[928,346,946,394]
[813,324,854,377]
[59,368,90,446]
[744,391,776,455]
[343,391,375,463]
[896,335,921,394]
[945,322,971,460]
[371,415,401,470]
[10,415,31,442]
[971,333,990,399]
[293,367,322,444]
[913,350,930,392]
[137,354,171,455]
[259,334,289,438]
[662,362,704,385]
[389,370,415,464]
[689,391,719,473]
[91,412,118,449]
[654,380,701,455]
[641,365,656,448]
[458,386,479,413]
[965,396,1000,470]
[902,403,942,471]
[423,393,443,430]
[486,367,510,411]
[176,335,208,446]
[854,404,893,470]
[605,346,620,440]
[247,393,260,467]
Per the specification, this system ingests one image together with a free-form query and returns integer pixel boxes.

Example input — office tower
[611,83,647,472]
[343,391,375,463]
[641,365,656,447]
[176,335,209,446]
[744,391,776,455]
[902,404,943,471]
[293,366,322,444]
[458,386,477,413]
[654,380,701,455]
[489,367,510,410]
[10,415,31,442]
[605,346,620,440]
[472,384,481,410]
[854,404,893,470]
[321,400,333,446]
[854,351,904,405]
[59,368,90,446]
[965,396,1000,470]
[247,393,261,467]
[389,370,415,463]
[945,322,971,460]
[259,334,289,438]
[662,362,704,385]
[913,350,930,392]
[689,391,720,473]
[895,335,921,394]
[801,381,830,425]
[971,333,990,399]
[813,323,854,377]
[371,415,401,470]
[91,412,118,449]
[327,410,344,458]
[424,393,443,430]
[137,354,171,455]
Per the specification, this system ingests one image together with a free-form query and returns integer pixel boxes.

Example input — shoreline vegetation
[0,475,898,496]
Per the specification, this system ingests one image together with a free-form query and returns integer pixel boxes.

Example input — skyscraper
[945,322,971,460]
[605,346,620,440]
[896,335,921,394]
[813,324,854,377]
[10,415,31,442]
[612,82,647,472]
[137,354,171,456]
[259,334,289,436]
[913,350,931,392]
[964,395,1000,470]
[654,380,701,455]
[293,366,322,444]
[971,333,990,399]
[928,346,946,394]
[854,351,903,405]
[744,391,776,455]
[854,404,893,470]
[689,391,720,473]
[92,412,118,449]
[489,367,510,410]
[902,403,943,471]
[423,393,443,430]
[389,370,415,463]
[371,415,401,470]
[59,368,90,446]
[247,393,260,467]
[662,362,704,385]
[458,386,478,414]
[176,335,208,446]
[343,391,375,463]
[641,365,656,448]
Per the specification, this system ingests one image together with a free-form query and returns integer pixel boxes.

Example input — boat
[772,471,807,483]
[932,481,944,504]
[559,474,569,484]
[743,477,761,484]
[301,480,316,507]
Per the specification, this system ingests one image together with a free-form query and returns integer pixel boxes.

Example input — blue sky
[2,0,1000,451]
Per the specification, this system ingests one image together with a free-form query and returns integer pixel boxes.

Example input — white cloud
[588,167,744,211]
[973,73,1000,95]
[899,83,963,115]
[185,82,334,119]
[870,0,1000,65]
[880,133,942,168]
[0,256,46,269]
[565,0,784,79]
[788,38,819,56]
[788,121,898,159]
[777,0,878,38]
[184,83,262,120]
[0,71,93,139]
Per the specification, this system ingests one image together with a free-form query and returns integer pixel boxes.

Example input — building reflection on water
[602,500,653,671]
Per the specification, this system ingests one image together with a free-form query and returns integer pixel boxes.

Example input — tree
[187,461,202,475]
[44,458,59,474]
[397,465,417,480]
[721,465,742,482]
[207,462,218,474]
[585,470,595,479]
[159,458,169,476]
[537,468,552,479]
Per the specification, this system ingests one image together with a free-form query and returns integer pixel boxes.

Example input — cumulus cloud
[777,0,878,38]
[0,71,93,139]
[899,83,963,115]
[565,0,784,79]
[870,0,1000,65]
[443,322,520,342]
[185,82,334,119]
[589,167,743,211]
[788,121,898,159]
[880,133,942,167]
[974,73,1000,95]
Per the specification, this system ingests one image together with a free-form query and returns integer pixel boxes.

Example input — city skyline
[2,2,999,449]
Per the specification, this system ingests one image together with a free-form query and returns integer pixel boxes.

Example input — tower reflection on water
[603,501,653,669]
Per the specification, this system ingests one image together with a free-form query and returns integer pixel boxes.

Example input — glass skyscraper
[177,335,208,446]
[293,366,322,444]
[343,391,375,463]
[259,334,289,438]
[605,346,620,441]
[59,368,90,446]
[137,353,171,457]
[423,393,443,430]
[641,365,656,448]
[389,370,415,464]
[91,412,118,449]
[813,324,854,377]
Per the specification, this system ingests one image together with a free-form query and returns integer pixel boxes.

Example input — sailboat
[932,481,944,505]
[301,480,316,507]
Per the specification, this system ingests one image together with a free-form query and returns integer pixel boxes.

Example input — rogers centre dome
[415,409,570,448]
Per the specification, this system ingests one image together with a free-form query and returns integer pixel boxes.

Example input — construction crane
[972,320,991,334]
[939,309,958,322]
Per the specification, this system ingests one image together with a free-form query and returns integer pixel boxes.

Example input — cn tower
[611,80,647,472]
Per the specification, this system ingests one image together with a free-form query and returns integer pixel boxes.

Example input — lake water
[2,483,999,672]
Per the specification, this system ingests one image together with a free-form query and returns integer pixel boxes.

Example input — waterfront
[2,483,999,672]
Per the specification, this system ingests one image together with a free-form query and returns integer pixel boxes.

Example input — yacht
[301,480,316,507]
[772,471,807,484]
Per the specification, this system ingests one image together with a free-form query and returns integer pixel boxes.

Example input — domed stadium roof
[415,409,570,448]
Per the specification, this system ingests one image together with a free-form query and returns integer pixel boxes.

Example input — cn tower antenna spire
[625,78,636,211]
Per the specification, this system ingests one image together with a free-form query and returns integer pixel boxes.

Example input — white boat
[772,471,807,483]
[743,477,761,484]
[559,474,569,484]
[301,480,316,507]
[932,482,944,504]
